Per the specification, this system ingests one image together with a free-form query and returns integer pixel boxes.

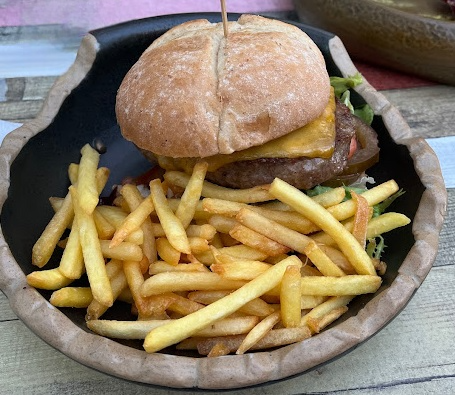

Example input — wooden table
[1,22,454,395]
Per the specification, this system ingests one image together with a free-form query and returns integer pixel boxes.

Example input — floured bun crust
[116,15,331,158]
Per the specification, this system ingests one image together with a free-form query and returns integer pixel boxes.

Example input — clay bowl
[294,0,455,85]
[0,13,447,389]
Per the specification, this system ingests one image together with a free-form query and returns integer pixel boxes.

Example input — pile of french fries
[27,144,411,356]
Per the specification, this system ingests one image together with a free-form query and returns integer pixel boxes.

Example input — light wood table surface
[0,22,454,395]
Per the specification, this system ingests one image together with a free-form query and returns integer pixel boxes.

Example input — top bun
[116,14,331,158]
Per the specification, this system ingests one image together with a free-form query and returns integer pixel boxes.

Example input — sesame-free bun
[116,15,331,158]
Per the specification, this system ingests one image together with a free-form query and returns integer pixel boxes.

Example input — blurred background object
[294,0,455,85]
[0,0,294,30]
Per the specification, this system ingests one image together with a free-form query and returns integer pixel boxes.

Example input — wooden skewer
[221,0,229,37]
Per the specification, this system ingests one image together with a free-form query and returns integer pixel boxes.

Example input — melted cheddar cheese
[158,88,336,173]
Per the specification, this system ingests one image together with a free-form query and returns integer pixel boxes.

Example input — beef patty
[205,100,361,190]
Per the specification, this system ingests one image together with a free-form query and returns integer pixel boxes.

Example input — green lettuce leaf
[330,72,374,125]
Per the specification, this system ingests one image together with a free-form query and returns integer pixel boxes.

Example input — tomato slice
[342,118,380,176]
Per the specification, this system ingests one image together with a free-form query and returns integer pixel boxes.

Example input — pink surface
[0,0,294,30]
[0,0,436,90]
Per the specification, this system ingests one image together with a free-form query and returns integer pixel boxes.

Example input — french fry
[175,162,208,228]
[167,199,207,219]
[270,178,376,275]
[148,261,209,275]
[99,239,143,261]
[236,311,281,354]
[188,237,210,254]
[166,293,205,316]
[87,316,259,340]
[300,275,381,296]
[110,193,154,248]
[123,260,176,317]
[194,244,269,266]
[58,216,84,279]
[351,191,371,248]
[188,290,275,317]
[210,259,272,281]
[280,265,302,328]
[186,224,217,240]
[216,245,269,261]
[192,326,312,355]
[69,163,110,190]
[150,179,191,254]
[365,212,411,239]
[32,165,109,268]
[151,223,217,240]
[229,224,291,257]
[32,192,74,268]
[77,144,101,214]
[207,342,231,357]
[236,208,344,276]
[143,255,301,353]
[300,264,323,277]
[156,237,180,266]
[303,239,345,277]
[70,186,113,307]
[196,316,260,337]
[311,187,346,207]
[307,306,349,334]
[87,319,170,339]
[93,209,116,239]
[120,184,157,269]
[141,272,247,297]
[164,170,274,203]
[300,295,328,309]
[208,214,239,234]
[85,267,128,321]
[301,295,354,331]
[26,268,73,290]
[50,287,93,308]
[204,198,319,234]
[327,180,400,221]
[95,206,144,245]
[310,212,411,248]
[68,162,79,185]
[317,244,356,274]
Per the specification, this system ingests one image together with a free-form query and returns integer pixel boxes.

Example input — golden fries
[175,162,208,228]
[150,179,191,254]
[58,216,84,279]
[32,193,74,268]
[50,287,93,308]
[119,184,157,265]
[29,143,411,357]
[26,268,73,290]
[77,144,101,214]
[70,186,113,307]
[269,178,377,275]
[235,207,344,276]
[143,255,302,352]
[110,194,154,247]
[141,272,247,296]
[300,275,382,296]
[280,265,302,328]
[236,311,281,354]
[164,170,273,203]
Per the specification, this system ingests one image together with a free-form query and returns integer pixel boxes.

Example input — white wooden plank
[382,86,455,139]
[426,136,455,188]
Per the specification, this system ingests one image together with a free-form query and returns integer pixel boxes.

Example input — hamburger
[116,14,379,190]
